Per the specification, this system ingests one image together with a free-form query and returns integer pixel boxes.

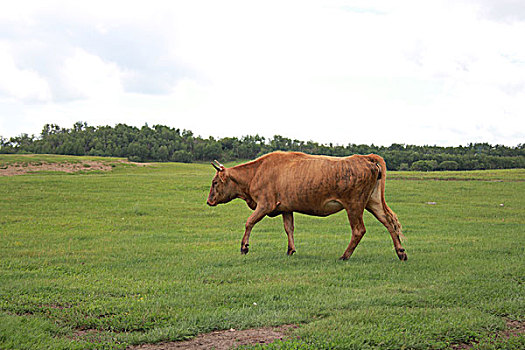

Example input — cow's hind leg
[240,207,268,255]
[282,212,296,255]
[340,209,366,260]
[366,191,407,261]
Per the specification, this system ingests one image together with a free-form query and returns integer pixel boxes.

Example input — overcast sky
[1,0,524,146]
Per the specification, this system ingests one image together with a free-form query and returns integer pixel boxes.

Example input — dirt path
[127,325,298,350]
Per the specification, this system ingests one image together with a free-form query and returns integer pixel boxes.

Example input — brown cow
[206,151,407,261]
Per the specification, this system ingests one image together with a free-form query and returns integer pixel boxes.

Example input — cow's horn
[211,160,224,171]
[211,162,221,171]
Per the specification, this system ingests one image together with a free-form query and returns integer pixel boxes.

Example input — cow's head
[207,160,237,206]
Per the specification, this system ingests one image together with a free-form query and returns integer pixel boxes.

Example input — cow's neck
[228,160,260,208]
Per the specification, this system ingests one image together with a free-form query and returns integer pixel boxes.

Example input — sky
[0,0,524,146]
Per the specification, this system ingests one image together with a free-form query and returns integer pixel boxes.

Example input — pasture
[0,155,523,349]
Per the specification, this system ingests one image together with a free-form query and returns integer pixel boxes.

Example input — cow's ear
[218,170,227,183]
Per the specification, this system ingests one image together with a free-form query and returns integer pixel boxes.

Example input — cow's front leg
[240,207,268,254]
[282,212,296,255]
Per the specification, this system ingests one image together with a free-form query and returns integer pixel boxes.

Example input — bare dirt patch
[450,319,525,349]
[501,319,525,338]
[127,325,298,350]
[0,160,142,176]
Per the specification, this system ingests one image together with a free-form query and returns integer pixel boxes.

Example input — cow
[206,151,407,261]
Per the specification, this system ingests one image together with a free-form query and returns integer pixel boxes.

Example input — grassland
[0,154,523,349]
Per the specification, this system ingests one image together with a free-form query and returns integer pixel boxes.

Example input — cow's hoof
[287,248,296,256]
[241,244,249,255]
[397,249,407,261]
[339,255,349,261]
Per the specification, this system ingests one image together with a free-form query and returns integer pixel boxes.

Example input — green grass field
[0,155,523,349]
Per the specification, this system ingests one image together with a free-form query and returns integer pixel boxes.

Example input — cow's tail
[368,154,405,242]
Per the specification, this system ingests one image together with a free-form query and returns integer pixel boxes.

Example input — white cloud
[61,48,125,100]
[0,42,51,102]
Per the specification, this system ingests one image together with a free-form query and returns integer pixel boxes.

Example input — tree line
[1,122,524,171]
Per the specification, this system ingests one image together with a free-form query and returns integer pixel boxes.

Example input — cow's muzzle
[207,199,217,206]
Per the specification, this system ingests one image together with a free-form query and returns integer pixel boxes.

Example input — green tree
[171,150,193,163]
[203,142,222,161]
[410,160,438,171]
[438,160,459,170]
[127,142,149,162]
[156,145,169,162]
